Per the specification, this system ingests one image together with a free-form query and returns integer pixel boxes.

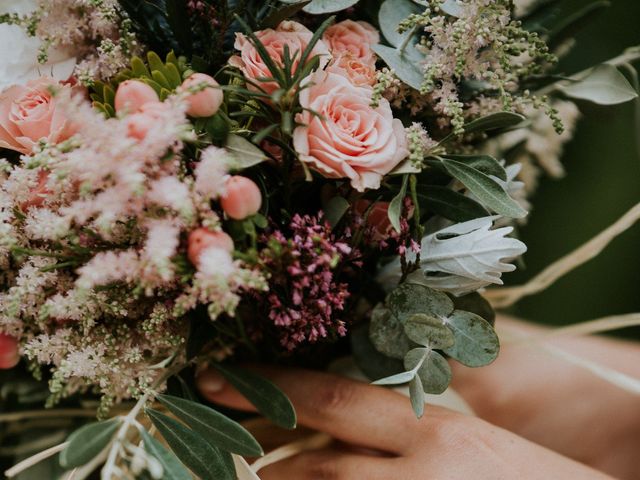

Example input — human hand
[197,367,612,480]
[451,315,640,479]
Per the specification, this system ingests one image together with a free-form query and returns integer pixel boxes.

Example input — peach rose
[0,77,76,154]
[322,20,379,65]
[229,21,331,95]
[327,53,377,87]
[293,71,408,192]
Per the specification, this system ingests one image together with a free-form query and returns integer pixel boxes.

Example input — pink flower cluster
[261,214,354,351]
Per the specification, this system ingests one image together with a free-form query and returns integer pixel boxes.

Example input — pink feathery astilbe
[260,214,355,351]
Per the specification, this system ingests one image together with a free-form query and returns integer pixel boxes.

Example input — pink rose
[327,53,377,87]
[0,77,76,154]
[229,21,331,95]
[293,71,408,192]
[322,20,379,65]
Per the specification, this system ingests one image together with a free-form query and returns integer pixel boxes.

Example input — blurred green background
[507,0,640,338]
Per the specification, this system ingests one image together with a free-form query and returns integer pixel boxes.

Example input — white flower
[413,216,527,295]
[198,247,235,278]
[0,0,76,92]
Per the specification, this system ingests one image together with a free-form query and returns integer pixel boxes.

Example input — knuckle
[312,379,356,417]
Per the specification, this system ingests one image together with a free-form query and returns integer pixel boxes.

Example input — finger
[258,448,392,480]
[197,367,421,453]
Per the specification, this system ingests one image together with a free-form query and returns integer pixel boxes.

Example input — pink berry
[115,80,160,114]
[181,73,224,118]
[220,176,262,220]
[0,334,19,370]
[187,228,234,267]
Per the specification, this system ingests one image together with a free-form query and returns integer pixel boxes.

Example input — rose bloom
[293,71,408,192]
[229,21,331,95]
[0,77,76,154]
[322,20,379,65]
[327,53,377,87]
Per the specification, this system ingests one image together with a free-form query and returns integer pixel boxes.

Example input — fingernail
[197,369,226,394]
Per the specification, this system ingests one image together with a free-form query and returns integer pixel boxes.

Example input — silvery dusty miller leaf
[415,216,527,296]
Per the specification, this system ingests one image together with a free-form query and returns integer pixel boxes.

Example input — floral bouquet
[0,0,638,479]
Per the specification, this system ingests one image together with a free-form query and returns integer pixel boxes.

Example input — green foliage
[303,0,360,14]
[324,196,351,229]
[146,408,236,480]
[59,419,120,469]
[378,0,422,48]
[443,310,500,367]
[388,175,409,233]
[416,186,489,223]
[225,134,269,171]
[440,158,527,218]
[372,43,424,90]
[157,394,263,457]
[560,63,638,105]
[213,365,297,429]
[367,283,498,417]
[140,429,192,480]
[91,51,190,117]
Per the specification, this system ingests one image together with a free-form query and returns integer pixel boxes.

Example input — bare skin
[197,354,621,480]
[451,316,640,480]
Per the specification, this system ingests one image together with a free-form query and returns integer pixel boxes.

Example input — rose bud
[114,80,160,114]
[0,334,20,370]
[188,228,234,267]
[220,176,262,220]
[181,73,224,118]
[20,170,51,211]
[126,102,169,141]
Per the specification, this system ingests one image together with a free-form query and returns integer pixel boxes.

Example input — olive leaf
[141,429,192,480]
[59,419,120,469]
[157,394,263,457]
[560,64,638,105]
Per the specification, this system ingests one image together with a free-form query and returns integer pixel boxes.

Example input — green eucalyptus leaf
[404,348,452,394]
[146,408,235,480]
[560,64,638,105]
[214,365,297,429]
[369,303,412,360]
[379,0,422,48]
[59,419,119,469]
[442,154,507,181]
[372,43,424,90]
[157,394,263,457]
[409,375,425,418]
[226,134,268,170]
[450,292,495,325]
[443,310,500,367]
[388,175,409,233]
[463,112,526,134]
[418,185,489,222]
[303,0,359,14]
[387,283,454,322]
[351,324,405,381]
[403,313,455,349]
[371,369,417,386]
[141,429,192,480]
[441,158,527,218]
[324,196,350,229]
